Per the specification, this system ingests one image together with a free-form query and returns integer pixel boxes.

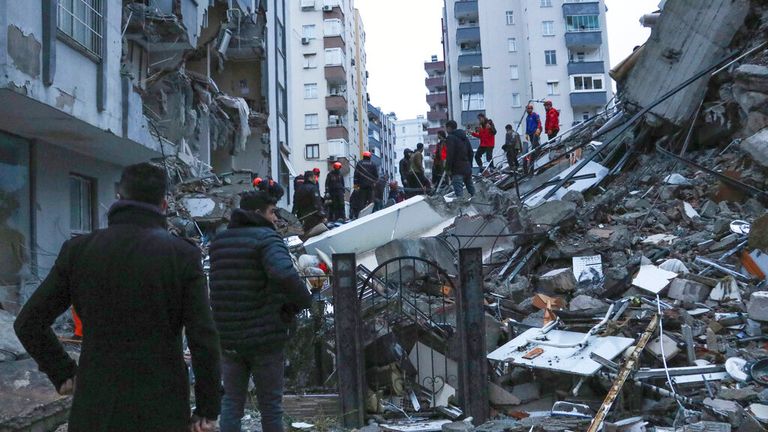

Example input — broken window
[69,174,94,235]
[571,74,605,92]
[305,144,320,160]
[57,0,103,58]
[545,50,557,65]
[542,20,555,36]
[566,15,600,32]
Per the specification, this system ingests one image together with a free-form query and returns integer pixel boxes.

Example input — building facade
[367,103,397,180]
[393,116,428,186]
[288,0,369,195]
[425,55,449,146]
[0,0,289,312]
[443,0,612,132]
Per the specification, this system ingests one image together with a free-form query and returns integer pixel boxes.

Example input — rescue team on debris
[12,99,561,431]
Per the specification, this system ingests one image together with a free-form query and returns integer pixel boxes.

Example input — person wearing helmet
[256,176,284,201]
[325,162,346,221]
[544,100,560,140]
[312,168,322,194]
[354,151,378,208]
[252,177,263,189]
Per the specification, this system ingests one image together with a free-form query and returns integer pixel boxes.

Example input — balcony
[323,4,344,20]
[324,36,346,51]
[327,122,349,141]
[425,76,446,91]
[565,31,602,48]
[456,26,481,45]
[567,61,605,75]
[427,110,448,122]
[325,65,347,84]
[457,53,483,72]
[459,81,484,94]
[454,1,478,20]
[327,139,349,158]
[562,1,600,16]
[326,94,348,112]
[425,61,445,74]
[570,91,608,107]
[426,93,448,106]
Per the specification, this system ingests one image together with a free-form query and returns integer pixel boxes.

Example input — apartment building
[394,116,428,185]
[425,55,449,147]
[0,0,290,312]
[288,0,369,195]
[368,103,398,180]
[443,0,612,132]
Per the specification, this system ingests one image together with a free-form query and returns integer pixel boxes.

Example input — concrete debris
[536,268,577,294]
[747,291,768,322]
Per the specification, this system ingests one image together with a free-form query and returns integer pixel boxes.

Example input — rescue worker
[312,168,321,194]
[324,162,346,221]
[524,104,543,175]
[471,113,497,171]
[502,124,523,172]
[354,151,378,208]
[255,176,285,201]
[398,149,413,190]
[544,100,560,141]
[293,170,325,235]
[349,186,363,220]
[432,131,448,187]
[409,143,431,195]
[445,120,475,198]
[373,175,387,212]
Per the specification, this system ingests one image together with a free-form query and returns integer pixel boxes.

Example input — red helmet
[252,177,263,187]
[363,151,371,158]
[333,162,342,170]
[313,167,321,174]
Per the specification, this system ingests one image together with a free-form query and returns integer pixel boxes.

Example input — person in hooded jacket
[324,162,346,221]
[445,120,476,198]
[209,190,312,432]
[398,149,413,190]
[293,170,326,234]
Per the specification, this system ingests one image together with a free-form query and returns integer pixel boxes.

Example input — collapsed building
[3,0,768,431]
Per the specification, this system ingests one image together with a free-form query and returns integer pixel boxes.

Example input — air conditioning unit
[322,5,333,11]
[301,0,316,10]
[301,37,310,45]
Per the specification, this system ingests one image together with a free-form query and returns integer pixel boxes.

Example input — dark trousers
[432,164,445,186]
[474,146,494,169]
[451,174,475,198]
[358,187,374,207]
[524,134,541,174]
[328,193,345,221]
[220,350,285,432]
[505,150,519,170]
[546,128,559,141]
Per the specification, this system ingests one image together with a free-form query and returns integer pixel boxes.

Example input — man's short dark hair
[416,143,424,150]
[505,124,513,131]
[118,163,167,205]
[240,191,277,213]
[437,130,447,138]
[446,120,458,130]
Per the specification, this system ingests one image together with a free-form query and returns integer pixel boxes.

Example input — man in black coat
[354,151,379,208]
[324,162,346,221]
[398,149,413,190]
[14,163,221,432]
[445,120,476,198]
[293,170,326,234]
[209,191,312,432]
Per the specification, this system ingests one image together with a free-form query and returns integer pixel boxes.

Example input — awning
[280,148,298,177]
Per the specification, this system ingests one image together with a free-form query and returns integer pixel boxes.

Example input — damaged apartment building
[0,0,292,313]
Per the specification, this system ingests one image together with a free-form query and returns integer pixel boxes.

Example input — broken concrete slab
[668,278,711,303]
[569,295,608,312]
[747,291,768,321]
[0,358,72,431]
[0,309,25,361]
[489,382,521,406]
[523,200,577,229]
[537,268,577,294]
[647,334,680,361]
[742,129,768,168]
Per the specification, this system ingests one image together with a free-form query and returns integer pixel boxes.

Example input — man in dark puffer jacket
[209,191,312,432]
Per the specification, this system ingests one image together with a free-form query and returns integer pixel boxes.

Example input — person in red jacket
[471,113,497,170]
[544,100,560,141]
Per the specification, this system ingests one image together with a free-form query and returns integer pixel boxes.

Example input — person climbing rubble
[209,190,312,432]
[409,143,432,195]
[471,113,497,171]
[325,162,346,221]
[543,100,560,141]
[14,163,222,432]
[524,104,543,174]
[254,176,285,202]
[445,120,475,198]
[502,123,523,172]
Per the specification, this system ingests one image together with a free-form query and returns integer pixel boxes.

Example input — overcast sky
[355,0,659,120]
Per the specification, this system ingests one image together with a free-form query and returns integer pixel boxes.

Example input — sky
[355,0,659,120]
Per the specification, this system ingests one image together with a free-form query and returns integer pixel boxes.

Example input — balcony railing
[564,31,602,48]
[567,61,605,75]
[457,53,483,72]
[326,94,348,112]
[426,93,448,105]
[570,91,607,107]
[454,1,478,20]
[456,26,481,45]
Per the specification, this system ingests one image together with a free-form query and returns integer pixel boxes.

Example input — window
[325,48,344,66]
[506,11,515,25]
[507,38,517,53]
[509,65,519,80]
[305,114,319,129]
[566,15,600,32]
[542,21,555,36]
[302,24,316,39]
[70,174,93,235]
[511,93,521,107]
[0,132,31,297]
[461,93,484,111]
[541,0,552,6]
[583,112,591,121]
[545,50,557,65]
[305,144,320,159]
[303,54,317,69]
[324,19,343,37]
[304,83,318,99]
[571,74,605,92]
[57,0,103,57]
[278,85,287,118]
[547,81,560,95]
